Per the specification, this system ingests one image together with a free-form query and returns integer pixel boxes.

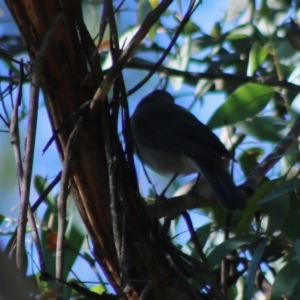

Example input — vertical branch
[103,108,121,259]
[106,0,123,279]
[56,117,83,299]
[15,12,62,271]
[16,60,41,270]
[10,65,24,187]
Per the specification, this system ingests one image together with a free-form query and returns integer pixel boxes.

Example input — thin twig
[106,0,122,265]
[1,82,12,124]
[56,117,83,299]
[165,243,226,300]
[89,0,173,113]
[102,100,122,265]
[128,0,201,95]
[182,211,208,267]
[0,75,23,83]
[15,12,62,271]
[16,61,40,270]
[27,202,48,275]
[125,58,300,93]
[243,115,300,191]
[91,0,109,60]
[4,170,62,259]
[221,258,227,297]
[10,66,24,190]
[31,171,62,212]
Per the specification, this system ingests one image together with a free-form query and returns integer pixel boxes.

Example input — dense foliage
[1,0,300,299]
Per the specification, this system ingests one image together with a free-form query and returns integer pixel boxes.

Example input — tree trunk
[4,0,213,299]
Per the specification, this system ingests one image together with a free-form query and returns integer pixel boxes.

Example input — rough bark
[5,0,211,299]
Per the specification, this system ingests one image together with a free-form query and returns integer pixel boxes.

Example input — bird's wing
[131,102,231,163]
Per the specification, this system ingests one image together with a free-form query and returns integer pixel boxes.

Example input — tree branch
[125,58,300,92]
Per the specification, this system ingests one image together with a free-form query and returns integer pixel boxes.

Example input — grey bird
[131,90,246,211]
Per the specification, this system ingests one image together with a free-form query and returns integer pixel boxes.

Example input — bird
[130,89,246,211]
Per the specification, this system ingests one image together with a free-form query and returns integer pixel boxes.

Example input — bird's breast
[135,144,199,176]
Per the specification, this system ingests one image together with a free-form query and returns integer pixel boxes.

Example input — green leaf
[282,209,300,241]
[182,20,200,35]
[271,260,300,300]
[265,194,290,234]
[168,37,191,91]
[235,116,287,142]
[34,175,47,196]
[288,66,300,85]
[148,24,159,41]
[295,239,300,266]
[278,41,300,66]
[225,0,248,22]
[211,22,221,38]
[0,214,5,225]
[138,0,159,41]
[103,25,139,69]
[238,147,263,177]
[195,80,214,98]
[188,223,211,259]
[260,178,300,204]
[247,42,269,76]
[149,0,158,7]
[83,2,109,39]
[208,83,275,129]
[236,180,278,235]
[226,24,257,40]
[260,0,271,17]
[64,201,86,274]
[207,234,258,268]
[225,24,265,45]
[192,34,220,53]
[138,0,153,24]
[245,239,268,300]
[34,175,57,210]
[90,284,106,294]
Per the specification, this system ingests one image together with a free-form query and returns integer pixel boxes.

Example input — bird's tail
[195,160,246,211]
